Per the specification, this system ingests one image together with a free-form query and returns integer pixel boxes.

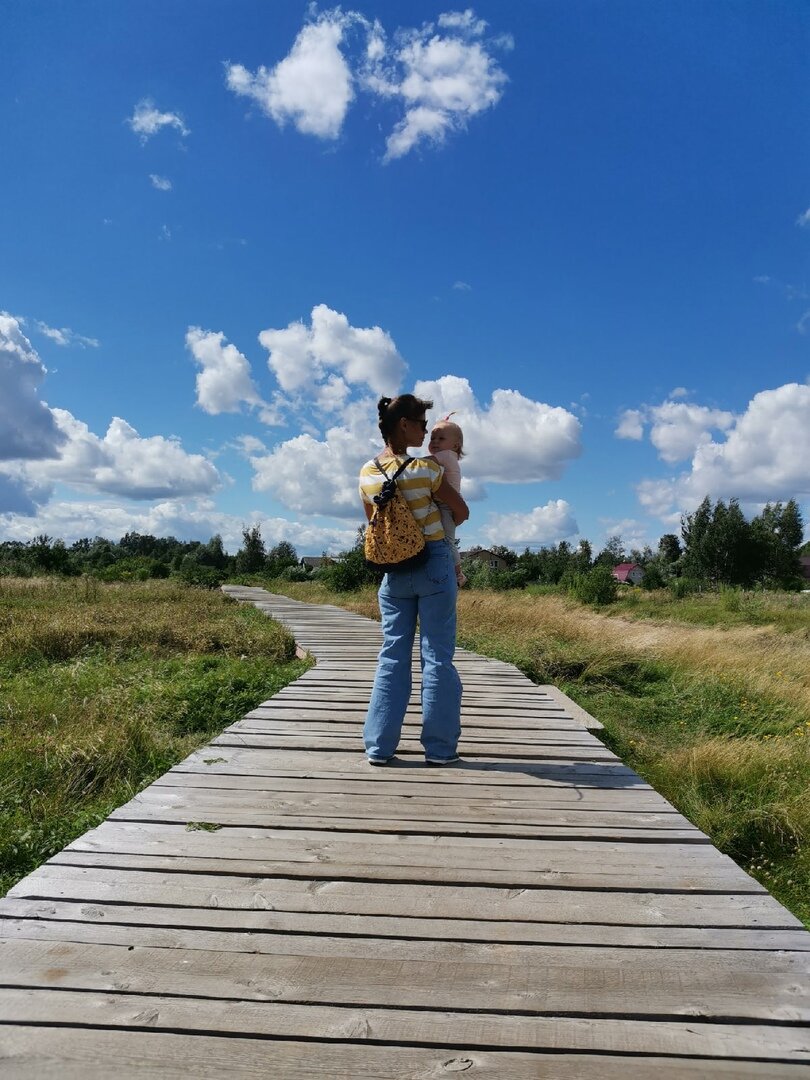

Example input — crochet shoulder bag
[364,457,429,572]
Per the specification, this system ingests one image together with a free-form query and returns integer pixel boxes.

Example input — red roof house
[612,562,644,585]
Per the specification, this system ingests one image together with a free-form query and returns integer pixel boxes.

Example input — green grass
[609,585,810,633]
[0,578,308,896]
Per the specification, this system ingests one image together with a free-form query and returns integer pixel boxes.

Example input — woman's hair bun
[377,396,393,416]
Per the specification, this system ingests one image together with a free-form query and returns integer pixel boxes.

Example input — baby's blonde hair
[433,418,464,458]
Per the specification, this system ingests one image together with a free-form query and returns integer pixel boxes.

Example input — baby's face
[429,425,460,455]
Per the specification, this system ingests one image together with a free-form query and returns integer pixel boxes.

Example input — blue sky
[2,1,809,554]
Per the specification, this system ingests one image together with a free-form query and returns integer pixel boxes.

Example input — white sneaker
[425,755,460,765]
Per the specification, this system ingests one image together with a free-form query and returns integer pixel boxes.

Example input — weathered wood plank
[12,865,796,928]
[6,1027,806,1080]
[2,938,807,1022]
[43,848,766,891]
[4,896,808,950]
[2,989,808,1061]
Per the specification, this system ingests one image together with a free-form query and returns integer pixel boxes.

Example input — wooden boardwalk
[1,585,809,1077]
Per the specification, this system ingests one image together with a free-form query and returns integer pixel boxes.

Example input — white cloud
[414,375,582,483]
[0,313,65,462]
[225,10,354,139]
[598,517,651,552]
[616,408,644,441]
[226,7,509,159]
[616,397,734,463]
[249,397,379,518]
[648,401,735,464]
[453,280,472,291]
[259,303,406,400]
[635,382,810,521]
[34,321,99,348]
[480,500,578,547]
[796,208,810,228]
[149,174,173,191]
[670,386,689,399]
[19,410,222,501]
[0,497,356,554]
[185,327,265,416]
[437,10,489,35]
[128,99,189,142]
[369,12,509,161]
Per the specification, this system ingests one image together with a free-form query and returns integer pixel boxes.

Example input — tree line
[0,497,806,595]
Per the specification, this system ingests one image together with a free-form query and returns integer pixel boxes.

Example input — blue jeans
[364,540,462,760]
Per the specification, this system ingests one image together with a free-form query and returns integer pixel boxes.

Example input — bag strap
[374,456,412,482]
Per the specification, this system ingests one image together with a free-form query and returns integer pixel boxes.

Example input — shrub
[568,565,618,606]
[670,576,703,599]
[278,565,310,582]
[176,564,226,589]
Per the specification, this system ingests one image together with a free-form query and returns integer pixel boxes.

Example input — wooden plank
[5,896,808,950]
[43,849,766,891]
[67,821,733,867]
[6,1027,806,1080]
[2,938,807,1021]
[160,768,680,808]
[11,865,798,928]
[2,989,808,1061]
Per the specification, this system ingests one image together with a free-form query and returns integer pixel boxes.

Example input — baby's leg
[438,505,466,587]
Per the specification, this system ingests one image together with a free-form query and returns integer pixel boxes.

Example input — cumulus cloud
[634,382,810,521]
[615,408,644,441]
[0,313,66,462]
[249,398,379,517]
[453,280,472,291]
[367,11,509,161]
[0,497,357,554]
[128,99,189,142]
[34,321,99,348]
[225,7,509,159]
[259,303,406,400]
[225,10,354,138]
[149,174,172,191]
[479,500,578,547]
[414,375,582,483]
[797,208,810,228]
[616,397,734,463]
[19,410,222,501]
[186,327,266,416]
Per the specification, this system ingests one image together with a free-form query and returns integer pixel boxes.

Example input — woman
[359,394,469,766]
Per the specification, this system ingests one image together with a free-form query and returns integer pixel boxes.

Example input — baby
[428,415,467,587]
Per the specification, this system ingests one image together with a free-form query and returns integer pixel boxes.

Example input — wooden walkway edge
[1,585,808,1078]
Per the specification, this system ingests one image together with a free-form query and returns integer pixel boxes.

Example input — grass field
[0,577,308,896]
[263,578,810,928]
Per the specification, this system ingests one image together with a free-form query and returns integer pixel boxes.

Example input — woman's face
[403,414,427,448]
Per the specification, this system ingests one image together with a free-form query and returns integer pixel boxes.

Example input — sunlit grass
[0,578,307,895]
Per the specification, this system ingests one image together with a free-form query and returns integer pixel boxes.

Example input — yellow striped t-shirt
[359,455,445,541]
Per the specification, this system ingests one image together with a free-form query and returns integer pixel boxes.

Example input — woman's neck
[382,441,408,457]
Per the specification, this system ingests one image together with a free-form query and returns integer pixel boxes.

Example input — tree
[751,500,805,587]
[235,525,266,573]
[681,496,712,579]
[267,540,298,573]
[658,533,681,564]
[594,535,625,568]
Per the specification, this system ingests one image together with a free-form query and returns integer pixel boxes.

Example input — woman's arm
[362,499,374,521]
[435,476,469,525]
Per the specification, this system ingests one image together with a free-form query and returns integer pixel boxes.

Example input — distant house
[800,556,810,582]
[460,549,510,572]
[300,556,333,570]
[612,562,644,585]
